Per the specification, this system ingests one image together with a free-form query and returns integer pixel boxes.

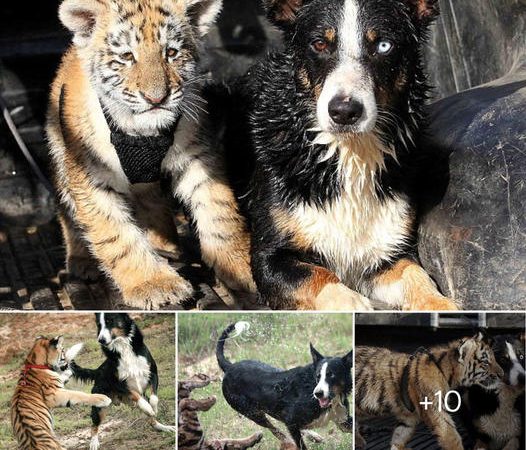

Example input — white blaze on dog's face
[97,312,112,345]
[316,0,377,134]
[313,362,331,407]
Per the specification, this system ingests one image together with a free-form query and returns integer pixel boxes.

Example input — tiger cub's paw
[123,272,193,309]
[93,394,112,408]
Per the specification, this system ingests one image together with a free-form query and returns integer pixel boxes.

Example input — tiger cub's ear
[186,0,223,37]
[457,338,475,364]
[59,0,105,47]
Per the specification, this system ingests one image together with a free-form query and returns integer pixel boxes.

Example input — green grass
[0,313,175,450]
[178,313,353,449]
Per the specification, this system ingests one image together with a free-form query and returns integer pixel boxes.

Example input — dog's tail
[69,361,97,383]
[216,322,250,372]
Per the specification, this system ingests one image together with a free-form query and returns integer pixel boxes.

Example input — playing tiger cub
[10,336,111,450]
[355,332,504,450]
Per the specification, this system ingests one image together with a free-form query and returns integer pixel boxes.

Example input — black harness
[59,83,182,184]
[104,110,181,184]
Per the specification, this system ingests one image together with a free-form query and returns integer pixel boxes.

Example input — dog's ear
[263,0,309,29]
[310,343,324,364]
[403,0,439,26]
[50,336,64,348]
[343,350,353,368]
[186,0,223,37]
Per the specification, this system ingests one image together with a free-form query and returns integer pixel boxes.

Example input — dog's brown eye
[311,39,328,53]
[120,52,135,62]
[166,48,178,58]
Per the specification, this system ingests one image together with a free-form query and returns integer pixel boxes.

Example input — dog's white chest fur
[293,135,413,286]
[112,340,151,393]
[293,185,411,285]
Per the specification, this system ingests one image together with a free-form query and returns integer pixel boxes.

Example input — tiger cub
[355,333,504,450]
[47,0,255,309]
[11,336,111,450]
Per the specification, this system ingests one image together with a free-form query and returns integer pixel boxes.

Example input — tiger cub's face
[59,0,222,135]
[458,332,504,390]
[27,336,68,372]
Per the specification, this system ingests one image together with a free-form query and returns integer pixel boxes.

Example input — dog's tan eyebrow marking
[297,67,311,89]
[366,29,377,42]
[325,28,336,42]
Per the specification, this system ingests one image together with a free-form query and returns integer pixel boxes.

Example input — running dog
[216,322,353,449]
[70,313,175,450]
[220,0,458,311]
[464,332,525,450]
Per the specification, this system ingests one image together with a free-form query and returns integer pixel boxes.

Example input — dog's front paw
[123,271,193,309]
[93,394,112,408]
[89,435,100,450]
[67,255,102,281]
[149,394,159,414]
[313,283,373,311]
[405,295,458,311]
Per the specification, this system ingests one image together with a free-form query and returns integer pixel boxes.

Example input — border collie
[216,322,353,449]
[464,333,525,450]
[71,313,175,450]
[221,0,458,311]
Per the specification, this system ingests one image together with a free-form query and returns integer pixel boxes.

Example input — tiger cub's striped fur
[11,337,111,450]
[47,0,255,309]
[355,333,504,450]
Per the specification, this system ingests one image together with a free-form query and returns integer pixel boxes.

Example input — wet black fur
[216,0,441,307]
[463,334,525,448]
[216,323,353,449]
[70,313,159,430]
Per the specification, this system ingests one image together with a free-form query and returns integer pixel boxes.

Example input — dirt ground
[0,313,176,450]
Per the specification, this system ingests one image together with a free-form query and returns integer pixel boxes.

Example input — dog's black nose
[328,96,363,125]
[314,391,323,399]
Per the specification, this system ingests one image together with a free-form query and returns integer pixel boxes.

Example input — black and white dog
[464,333,525,450]
[218,0,457,311]
[216,322,353,449]
[71,313,175,450]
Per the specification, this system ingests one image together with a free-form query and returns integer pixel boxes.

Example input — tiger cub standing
[11,336,111,450]
[47,0,255,309]
[355,333,504,450]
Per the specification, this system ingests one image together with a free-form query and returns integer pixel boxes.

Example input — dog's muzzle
[314,390,331,409]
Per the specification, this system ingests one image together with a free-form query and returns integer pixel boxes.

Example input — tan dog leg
[291,266,372,311]
[371,259,458,310]
[129,391,176,432]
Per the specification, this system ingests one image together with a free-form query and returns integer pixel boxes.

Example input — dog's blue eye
[377,40,393,55]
